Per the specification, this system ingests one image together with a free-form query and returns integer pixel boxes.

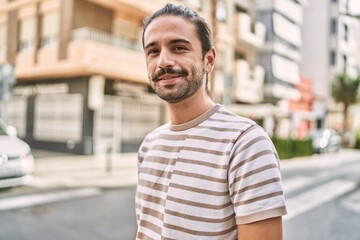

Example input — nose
[157,49,174,69]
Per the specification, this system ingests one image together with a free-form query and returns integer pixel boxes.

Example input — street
[282,152,360,240]
[0,150,359,240]
[0,187,137,240]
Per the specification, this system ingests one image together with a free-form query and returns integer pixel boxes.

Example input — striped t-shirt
[135,104,287,239]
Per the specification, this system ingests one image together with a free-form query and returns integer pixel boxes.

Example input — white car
[0,120,34,188]
[312,129,342,154]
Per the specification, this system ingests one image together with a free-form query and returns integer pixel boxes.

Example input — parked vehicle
[312,129,342,154]
[0,120,34,188]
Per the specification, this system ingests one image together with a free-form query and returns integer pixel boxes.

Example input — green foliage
[355,129,360,149]
[355,138,360,149]
[272,138,313,160]
[332,73,360,105]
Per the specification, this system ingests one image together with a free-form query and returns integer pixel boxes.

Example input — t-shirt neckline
[170,104,221,131]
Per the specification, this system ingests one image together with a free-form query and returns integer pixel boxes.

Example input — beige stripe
[231,177,281,197]
[136,192,165,206]
[165,209,235,223]
[177,158,228,169]
[229,150,274,174]
[140,167,172,179]
[166,196,232,210]
[146,133,234,144]
[145,134,187,142]
[138,179,168,193]
[170,183,229,196]
[136,231,154,240]
[141,156,176,165]
[182,146,230,156]
[207,117,252,124]
[234,191,284,207]
[141,206,164,221]
[161,237,176,240]
[173,170,227,183]
[195,125,240,132]
[231,135,269,161]
[151,145,182,152]
[163,223,237,237]
[186,134,234,143]
[229,163,279,189]
[139,220,162,235]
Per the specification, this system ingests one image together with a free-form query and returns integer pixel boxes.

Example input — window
[41,11,59,48]
[330,50,336,65]
[343,54,347,72]
[19,17,36,52]
[344,24,348,42]
[331,18,337,34]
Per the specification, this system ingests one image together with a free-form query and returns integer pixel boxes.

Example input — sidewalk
[31,151,138,189]
[280,148,360,170]
[29,149,360,189]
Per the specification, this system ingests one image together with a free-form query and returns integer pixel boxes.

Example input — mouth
[157,74,184,81]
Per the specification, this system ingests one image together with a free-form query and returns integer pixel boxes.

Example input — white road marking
[284,179,357,221]
[341,189,360,214]
[0,188,102,211]
[282,176,314,195]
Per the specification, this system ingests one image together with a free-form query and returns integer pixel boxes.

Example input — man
[136,3,287,239]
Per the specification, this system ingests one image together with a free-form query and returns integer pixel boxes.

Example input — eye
[173,46,187,52]
[146,48,159,56]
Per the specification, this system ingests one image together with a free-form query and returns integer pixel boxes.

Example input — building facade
[254,0,314,138]
[301,0,360,132]
[0,0,183,154]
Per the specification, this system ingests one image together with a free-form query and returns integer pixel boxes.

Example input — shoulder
[210,105,257,132]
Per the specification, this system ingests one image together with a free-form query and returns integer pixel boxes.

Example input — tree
[332,73,360,144]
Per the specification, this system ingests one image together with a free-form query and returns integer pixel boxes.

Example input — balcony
[15,27,147,84]
[235,59,265,103]
[72,27,142,52]
[273,12,301,47]
[264,82,300,100]
[271,54,300,85]
[236,13,266,49]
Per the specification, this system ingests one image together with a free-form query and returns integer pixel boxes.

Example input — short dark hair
[142,3,212,58]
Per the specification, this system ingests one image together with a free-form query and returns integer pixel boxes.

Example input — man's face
[143,15,207,103]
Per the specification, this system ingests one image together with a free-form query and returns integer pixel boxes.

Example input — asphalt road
[0,187,137,240]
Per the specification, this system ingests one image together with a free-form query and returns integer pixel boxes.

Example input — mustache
[152,68,188,81]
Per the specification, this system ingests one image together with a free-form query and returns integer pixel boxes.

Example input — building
[301,0,360,131]
[255,0,313,138]
[0,0,192,154]
[212,0,266,105]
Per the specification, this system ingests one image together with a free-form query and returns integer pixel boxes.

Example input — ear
[204,47,216,73]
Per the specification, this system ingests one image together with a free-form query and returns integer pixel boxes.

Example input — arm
[237,217,283,240]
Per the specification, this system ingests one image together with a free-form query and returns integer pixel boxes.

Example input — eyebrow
[144,38,191,50]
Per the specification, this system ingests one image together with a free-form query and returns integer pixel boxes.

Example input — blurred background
[1,0,360,239]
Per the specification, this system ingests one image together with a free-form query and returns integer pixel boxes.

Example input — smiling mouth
[158,74,184,81]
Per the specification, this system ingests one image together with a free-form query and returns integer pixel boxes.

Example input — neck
[167,91,215,125]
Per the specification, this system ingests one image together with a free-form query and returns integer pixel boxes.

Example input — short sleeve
[228,124,287,224]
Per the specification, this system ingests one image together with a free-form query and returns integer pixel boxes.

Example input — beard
[149,63,205,104]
